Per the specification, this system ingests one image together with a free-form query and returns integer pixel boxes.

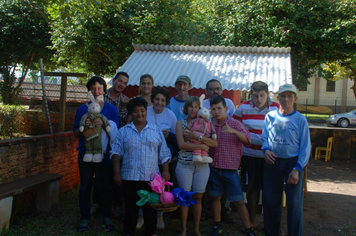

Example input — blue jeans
[207,167,244,202]
[263,157,304,236]
[78,154,113,220]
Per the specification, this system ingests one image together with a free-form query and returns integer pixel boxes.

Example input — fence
[15,80,356,132]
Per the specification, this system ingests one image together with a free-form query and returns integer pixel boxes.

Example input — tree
[48,0,212,77]
[0,0,54,104]
[205,0,356,89]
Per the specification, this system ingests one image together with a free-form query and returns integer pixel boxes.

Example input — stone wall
[0,132,80,214]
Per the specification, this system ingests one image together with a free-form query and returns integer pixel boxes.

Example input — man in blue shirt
[262,83,311,236]
[169,75,192,120]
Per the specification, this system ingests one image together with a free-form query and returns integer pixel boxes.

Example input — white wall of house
[297,77,355,112]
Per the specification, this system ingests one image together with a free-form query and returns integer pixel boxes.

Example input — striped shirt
[178,119,194,164]
[110,122,171,181]
[210,116,251,170]
[233,98,279,158]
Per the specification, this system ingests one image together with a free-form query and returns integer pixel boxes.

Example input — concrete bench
[0,173,63,231]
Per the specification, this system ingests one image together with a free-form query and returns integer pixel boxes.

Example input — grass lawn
[2,189,264,236]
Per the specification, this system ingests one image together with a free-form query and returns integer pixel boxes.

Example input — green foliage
[0,0,54,104]
[0,104,26,140]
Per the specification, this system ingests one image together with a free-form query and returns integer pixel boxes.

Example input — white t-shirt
[202,98,235,117]
[146,106,177,134]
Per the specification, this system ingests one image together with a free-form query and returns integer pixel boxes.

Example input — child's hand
[222,123,235,134]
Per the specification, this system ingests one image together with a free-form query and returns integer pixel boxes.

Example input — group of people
[73,73,311,236]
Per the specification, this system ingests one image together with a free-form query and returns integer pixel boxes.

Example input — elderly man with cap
[169,75,192,120]
[262,83,311,236]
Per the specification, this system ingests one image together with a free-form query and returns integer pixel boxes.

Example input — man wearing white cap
[262,83,311,236]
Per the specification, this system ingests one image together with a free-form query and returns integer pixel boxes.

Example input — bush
[0,104,26,140]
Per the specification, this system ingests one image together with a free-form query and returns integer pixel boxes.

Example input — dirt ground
[6,158,356,236]
[253,158,356,236]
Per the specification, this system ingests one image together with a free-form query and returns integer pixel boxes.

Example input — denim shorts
[206,167,244,202]
[175,162,210,193]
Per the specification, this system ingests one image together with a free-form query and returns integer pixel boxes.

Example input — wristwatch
[198,135,203,141]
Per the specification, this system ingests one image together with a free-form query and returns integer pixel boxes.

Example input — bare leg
[192,193,204,236]
[179,206,189,236]
[233,201,252,229]
[246,190,260,228]
[211,196,222,222]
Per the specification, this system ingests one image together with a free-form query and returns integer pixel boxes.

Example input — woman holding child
[175,96,218,236]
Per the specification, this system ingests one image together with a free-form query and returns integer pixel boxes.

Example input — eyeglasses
[208,87,222,92]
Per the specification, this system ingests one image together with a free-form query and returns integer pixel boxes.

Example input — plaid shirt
[110,122,171,181]
[210,116,251,170]
[104,88,128,128]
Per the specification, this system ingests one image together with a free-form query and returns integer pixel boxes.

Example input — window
[298,85,307,91]
[326,80,335,92]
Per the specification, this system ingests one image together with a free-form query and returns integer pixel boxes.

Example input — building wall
[297,77,356,113]
[0,132,80,214]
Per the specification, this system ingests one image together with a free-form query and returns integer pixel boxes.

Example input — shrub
[0,104,26,140]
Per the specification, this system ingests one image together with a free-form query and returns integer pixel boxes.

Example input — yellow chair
[315,137,333,162]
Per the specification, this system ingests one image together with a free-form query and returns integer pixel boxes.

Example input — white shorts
[175,162,210,193]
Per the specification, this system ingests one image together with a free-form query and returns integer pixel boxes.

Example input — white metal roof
[117,44,292,92]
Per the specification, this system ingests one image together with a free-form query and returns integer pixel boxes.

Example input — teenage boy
[203,79,235,117]
[169,75,192,120]
[105,71,130,127]
[262,83,311,236]
[207,95,255,236]
[233,81,279,229]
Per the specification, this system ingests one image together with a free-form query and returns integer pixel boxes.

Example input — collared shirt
[233,97,279,158]
[104,88,128,127]
[210,116,251,170]
[110,122,171,181]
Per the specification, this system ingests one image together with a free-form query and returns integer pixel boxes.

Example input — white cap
[278,83,297,95]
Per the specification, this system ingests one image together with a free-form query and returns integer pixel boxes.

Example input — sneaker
[78,219,90,233]
[136,215,144,229]
[245,227,256,236]
[90,203,100,215]
[156,215,165,230]
[113,206,124,218]
[209,223,222,236]
[102,217,116,232]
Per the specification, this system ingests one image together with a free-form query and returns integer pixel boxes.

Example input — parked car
[326,109,356,128]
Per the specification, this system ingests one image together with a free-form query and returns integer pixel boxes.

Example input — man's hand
[287,169,299,185]
[93,117,103,127]
[161,170,171,181]
[113,173,122,185]
[120,95,130,110]
[265,150,278,164]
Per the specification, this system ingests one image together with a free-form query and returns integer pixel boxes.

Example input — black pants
[123,180,157,236]
[78,154,113,220]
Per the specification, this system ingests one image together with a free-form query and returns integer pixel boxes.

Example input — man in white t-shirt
[202,79,235,117]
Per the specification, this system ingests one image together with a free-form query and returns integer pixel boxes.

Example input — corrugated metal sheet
[117,44,292,92]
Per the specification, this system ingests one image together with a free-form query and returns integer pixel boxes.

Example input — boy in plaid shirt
[206,95,255,236]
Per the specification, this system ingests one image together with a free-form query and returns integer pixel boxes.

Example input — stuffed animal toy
[186,94,217,163]
[79,91,111,162]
